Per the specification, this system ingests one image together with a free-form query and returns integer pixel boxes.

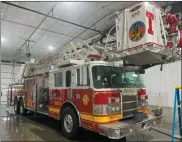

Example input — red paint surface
[167,41,173,47]
[137,89,147,101]
[49,89,66,106]
[72,88,93,114]
[166,13,179,33]
[48,88,93,117]
[48,89,67,118]
[87,54,102,59]
[93,123,99,132]
[94,91,120,105]
[146,11,154,35]
[137,89,146,96]
[178,39,182,48]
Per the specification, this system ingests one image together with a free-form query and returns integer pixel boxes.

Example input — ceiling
[1,1,176,62]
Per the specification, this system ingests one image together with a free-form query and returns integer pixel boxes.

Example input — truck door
[32,80,37,111]
[72,66,93,115]
[65,70,72,100]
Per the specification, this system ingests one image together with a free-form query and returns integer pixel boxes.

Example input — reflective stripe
[80,113,121,123]
[49,107,60,114]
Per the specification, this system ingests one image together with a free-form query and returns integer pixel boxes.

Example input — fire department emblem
[129,21,145,42]
[82,95,89,105]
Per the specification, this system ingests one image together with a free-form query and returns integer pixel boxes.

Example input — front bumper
[99,115,161,139]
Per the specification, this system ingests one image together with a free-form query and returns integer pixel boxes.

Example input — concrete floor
[0,105,179,141]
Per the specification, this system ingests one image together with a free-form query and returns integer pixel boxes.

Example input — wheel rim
[14,100,17,111]
[64,114,73,133]
[20,103,23,114]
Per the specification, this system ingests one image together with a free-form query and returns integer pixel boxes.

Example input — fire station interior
[1,1,182,142]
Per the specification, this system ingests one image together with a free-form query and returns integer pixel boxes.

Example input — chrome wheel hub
[14,101,17,111]
[20,105,23,114]
[64,114,73,133]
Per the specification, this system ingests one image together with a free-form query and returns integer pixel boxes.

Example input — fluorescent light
[48,46,54,51]
[1,37,5,42]
[133,74,138,77]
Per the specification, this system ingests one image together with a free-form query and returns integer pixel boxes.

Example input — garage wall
[1,63,21,104]
[142,61,181,123]
[143,60,181,107]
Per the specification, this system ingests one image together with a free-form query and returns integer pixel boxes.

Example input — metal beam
[1,72,18,74]
[1,60,24,65]
[2,19,85,40]
[2,1,102,34]
[14,2,59,57]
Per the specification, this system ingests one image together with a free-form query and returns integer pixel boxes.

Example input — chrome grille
[122,95,138,118]
[123,102,137,110]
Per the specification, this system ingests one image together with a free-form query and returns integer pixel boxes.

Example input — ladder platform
[55,59,85,68]
[121,50,170,66]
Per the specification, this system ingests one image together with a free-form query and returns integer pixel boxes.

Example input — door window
[66,70,71,87]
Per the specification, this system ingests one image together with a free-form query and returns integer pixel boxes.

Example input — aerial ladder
[17,2,181,84]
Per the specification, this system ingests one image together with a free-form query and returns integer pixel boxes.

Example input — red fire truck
[13,58,155,140]
[10,2,181,140]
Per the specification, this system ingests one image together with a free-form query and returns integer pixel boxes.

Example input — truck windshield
[92,65,145,89]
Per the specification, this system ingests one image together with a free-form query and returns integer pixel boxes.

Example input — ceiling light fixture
[48,46,54,51]
[1,37,5,42]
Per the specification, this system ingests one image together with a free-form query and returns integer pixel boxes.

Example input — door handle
[76,94,80,99]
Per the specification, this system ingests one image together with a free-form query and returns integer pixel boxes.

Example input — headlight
[107,105,121,113]
[93,105,108,115]
[112,107,116,112]
[116,106,120,111]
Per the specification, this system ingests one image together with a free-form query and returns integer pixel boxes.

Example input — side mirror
[139,69,145,74]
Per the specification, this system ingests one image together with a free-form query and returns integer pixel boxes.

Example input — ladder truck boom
[18,2,181,81]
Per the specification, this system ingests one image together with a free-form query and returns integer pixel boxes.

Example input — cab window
[66,70,71,87]
[55,72,63,87]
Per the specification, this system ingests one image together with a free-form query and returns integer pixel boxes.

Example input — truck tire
[19,99,27,116]
[121,137,126,141]
[61,107,79,140]
[14,98,20,114]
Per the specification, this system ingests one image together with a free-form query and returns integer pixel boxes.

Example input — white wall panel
[143,61,181,107]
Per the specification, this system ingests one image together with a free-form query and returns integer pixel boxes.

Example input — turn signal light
[137,89,146,96]
[167,41,173,47]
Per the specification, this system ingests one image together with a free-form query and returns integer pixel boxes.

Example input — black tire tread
[19,99,27,116]
[61,107,79,140]
[14,98,20,114]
